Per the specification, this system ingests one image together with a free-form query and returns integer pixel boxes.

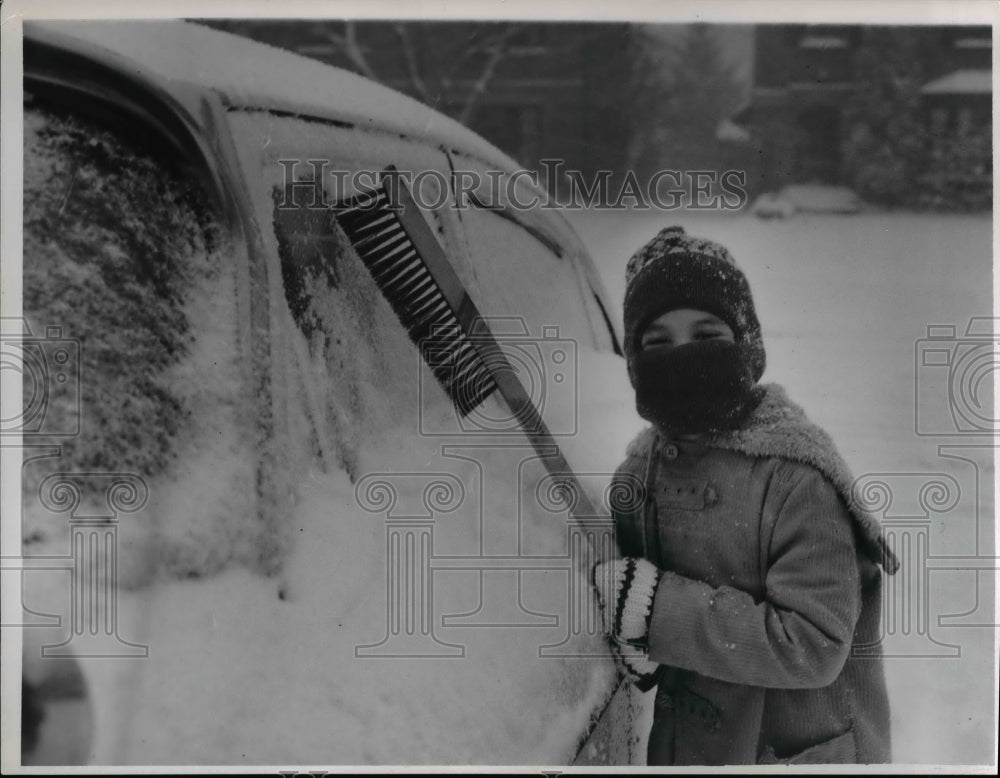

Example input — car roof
[25,19,524,174]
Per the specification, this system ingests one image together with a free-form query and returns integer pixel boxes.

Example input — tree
[623,26,671,172]
[206,20,605,129]
[318,21,522,126]
[626,24,743,174]
[840,28,938,206]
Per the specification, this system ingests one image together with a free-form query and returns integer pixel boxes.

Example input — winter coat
[611,383,898,766]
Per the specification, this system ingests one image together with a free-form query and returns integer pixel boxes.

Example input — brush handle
[385,170,614,568]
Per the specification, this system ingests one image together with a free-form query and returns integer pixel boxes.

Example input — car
[16,18,646,766]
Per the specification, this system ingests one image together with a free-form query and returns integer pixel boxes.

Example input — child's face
[639,308,734,350]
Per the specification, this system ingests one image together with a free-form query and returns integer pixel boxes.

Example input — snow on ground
[568,208,997,766]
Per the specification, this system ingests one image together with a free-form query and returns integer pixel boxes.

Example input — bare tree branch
[458,25,519,125]
[393,23,432,104]
[439,23,509,84]
[324,22,379,82]
[319,21,603,130]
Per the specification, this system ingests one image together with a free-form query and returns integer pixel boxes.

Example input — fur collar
[625,383,899,574]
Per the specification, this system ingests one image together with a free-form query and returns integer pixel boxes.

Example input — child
[593,226,898,765]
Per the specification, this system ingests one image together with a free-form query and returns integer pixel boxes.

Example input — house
[729,24,992,193]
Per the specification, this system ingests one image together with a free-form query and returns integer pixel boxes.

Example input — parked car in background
[18,19,646,766]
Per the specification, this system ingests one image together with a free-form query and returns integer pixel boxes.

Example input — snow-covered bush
[918,127,992,211]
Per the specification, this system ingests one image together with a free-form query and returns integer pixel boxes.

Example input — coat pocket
[758,726,857,765]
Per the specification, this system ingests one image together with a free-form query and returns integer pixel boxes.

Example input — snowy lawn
[567,208,996,766]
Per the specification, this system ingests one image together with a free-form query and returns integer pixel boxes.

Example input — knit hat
[623,225,765,383]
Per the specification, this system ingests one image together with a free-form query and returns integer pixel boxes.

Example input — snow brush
[333,168,497,417]
[332,167,599,527]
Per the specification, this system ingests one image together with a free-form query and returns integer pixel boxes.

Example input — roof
[25,19,523,173]
[921,69,992,96]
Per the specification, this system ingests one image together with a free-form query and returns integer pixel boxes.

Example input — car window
[20,95,257,573]
[22,101,218,475]
[270,170,447,479]
[458,205,598,347]
[443,154,620,357]
[230,111,539,455]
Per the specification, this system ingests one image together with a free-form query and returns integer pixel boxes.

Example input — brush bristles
[334,188,497,417]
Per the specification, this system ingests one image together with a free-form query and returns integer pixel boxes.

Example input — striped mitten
[612,641,661,691]
[592,557,663,688]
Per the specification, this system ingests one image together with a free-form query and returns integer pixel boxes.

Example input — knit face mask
[632,340,764,435]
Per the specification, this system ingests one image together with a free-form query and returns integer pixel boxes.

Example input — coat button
[663,444,679,460]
